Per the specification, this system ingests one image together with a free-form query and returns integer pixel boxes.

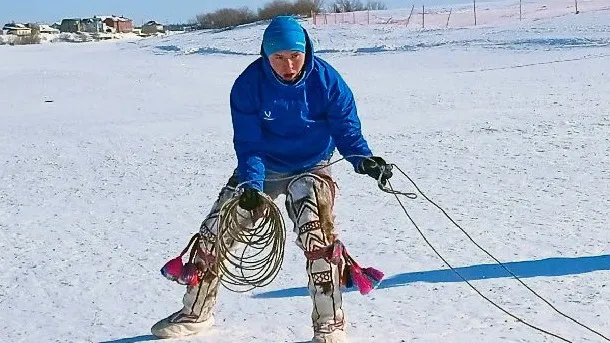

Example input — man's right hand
[238,186,263,211]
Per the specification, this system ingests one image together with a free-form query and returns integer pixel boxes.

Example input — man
[151,16,392,343]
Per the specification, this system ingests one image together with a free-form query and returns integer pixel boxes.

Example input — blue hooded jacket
[230,26,372,191]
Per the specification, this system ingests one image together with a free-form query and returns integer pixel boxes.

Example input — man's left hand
[357,156,393,186]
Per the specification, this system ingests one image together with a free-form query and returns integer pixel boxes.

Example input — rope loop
[215,191,286,293]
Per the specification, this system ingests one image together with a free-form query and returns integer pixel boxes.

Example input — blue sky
[1,0,490,26]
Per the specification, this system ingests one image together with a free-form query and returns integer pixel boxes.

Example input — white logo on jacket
[263,110,275,121]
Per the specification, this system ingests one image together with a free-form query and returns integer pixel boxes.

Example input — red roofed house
[101,16,133,33]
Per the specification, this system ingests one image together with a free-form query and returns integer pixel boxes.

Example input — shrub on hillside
[194,0,324,29]
[258,0,295,20]
[259,0,324,20]
[366,1,387,10]
[11,32,42,45]
[196,7,257,29]
[330,0,386,12]
[330,0,364,13]
[293,0,325,15]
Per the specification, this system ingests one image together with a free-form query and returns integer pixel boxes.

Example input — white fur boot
[312,329,348,343]
[151,311,215,338]
[152,184,236,339]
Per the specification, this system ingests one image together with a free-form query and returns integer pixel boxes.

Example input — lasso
[215,192,286,293]
[162,155,608,342]
[211,156,609,342]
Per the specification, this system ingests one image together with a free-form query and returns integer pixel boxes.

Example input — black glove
[238,186,262,211]
[357,156,393,186]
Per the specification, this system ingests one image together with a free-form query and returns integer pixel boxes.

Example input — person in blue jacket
[152,16,392,343]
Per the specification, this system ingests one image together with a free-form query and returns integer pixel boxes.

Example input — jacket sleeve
[325,68,373,170]
[230,76,265,191]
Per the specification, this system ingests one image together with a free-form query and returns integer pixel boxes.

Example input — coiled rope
[215,192,286,293]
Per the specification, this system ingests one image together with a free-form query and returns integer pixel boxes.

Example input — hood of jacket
[259,25,315,88]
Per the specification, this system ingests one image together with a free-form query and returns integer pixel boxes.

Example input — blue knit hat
[262,16,306,56]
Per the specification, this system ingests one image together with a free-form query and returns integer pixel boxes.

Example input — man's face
[268,51,306,82]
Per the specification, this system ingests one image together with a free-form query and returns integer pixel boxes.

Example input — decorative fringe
[348,263,374,295]
[341,265,354,290]
[362,267,384,288]
[160,233,203,286]
[333,240,385,295]
[161,256,184,282]
[180,262,201,286]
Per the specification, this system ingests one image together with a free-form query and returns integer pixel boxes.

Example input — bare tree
[293,0,325,15]
[196,7,257,29]
[330,0,365,13]
[258,0,324,19]
[193,0,326,29]
[13,33,42,45]
[258,0,295,20]
[314,0,326,12]
[365,1,387,10]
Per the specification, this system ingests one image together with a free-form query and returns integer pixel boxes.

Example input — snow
[139,0,610,55]
[1,2,609,343]
[0,32,143,45]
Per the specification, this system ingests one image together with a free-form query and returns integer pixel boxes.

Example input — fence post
[406,4,414,27]
[575,0,579,14]
[473,0,477,26]
[446,8,452,28]
[519,0,522,20]
[353,11,356,24]
[422,4,425,29]
[368,10,370,24]
[312,11,316,25]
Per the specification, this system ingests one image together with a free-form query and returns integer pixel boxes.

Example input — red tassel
[363,267,384,282]
[362,267,384,288]
[349,264,374,295]
[341,265,353,289]
[329,241,344,265]
[160,233,205,286]
[161,256,184,282]
[180,263,201,286]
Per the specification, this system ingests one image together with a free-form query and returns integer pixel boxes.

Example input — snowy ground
[0,32,144,45]
[139,1,610,56]
[1,3,609,343]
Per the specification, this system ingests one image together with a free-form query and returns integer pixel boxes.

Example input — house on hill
[141,21,165,35]
[26,23,60,34]
[60,18,81,33]
[3,23,32,36]
[101,16,133,33]
[80,17,103,33]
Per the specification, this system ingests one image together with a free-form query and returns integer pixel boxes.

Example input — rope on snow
[379,160,609,342]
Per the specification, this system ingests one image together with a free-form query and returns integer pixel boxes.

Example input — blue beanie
[262,16,306,56]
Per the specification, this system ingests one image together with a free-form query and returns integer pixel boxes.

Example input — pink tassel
[341,266,354,289]
[349,264,374,295]
[161,256,184,282]
[329,241,344,265]
[362,267,384,288]
[160,233,204,286]
[180,263,200,286]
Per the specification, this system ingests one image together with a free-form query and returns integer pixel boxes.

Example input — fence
[312,0,609,29]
